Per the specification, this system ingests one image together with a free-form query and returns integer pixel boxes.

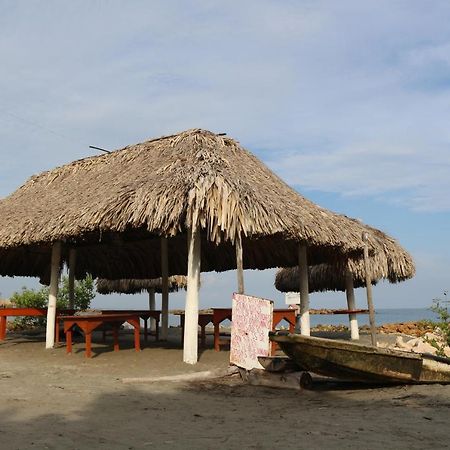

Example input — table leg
[201,325,206,348]
[214,322,220,351]
[113,327,119,352]
[180,316,184,346]
[66,329,72,354]
[0,316,7,340]
[144,318,148,342]
[134,324,141,351]
[155,319,159,341]
[86,332,92,358]
[55,317,60,344]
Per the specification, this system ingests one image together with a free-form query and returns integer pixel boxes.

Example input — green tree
[58,274,96,310]
[10,275,96,329]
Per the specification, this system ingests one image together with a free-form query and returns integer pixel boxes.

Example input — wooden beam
[236,233,244,294]
[363,232,377,346]
[45,242,61,349]
[68,248,76,309]
[183,225,201,364]
[298,244,310,335]
[345,271,359,340]
[161,237,169,341]
[148,287,156,333]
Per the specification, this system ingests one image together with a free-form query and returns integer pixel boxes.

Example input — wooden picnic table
[0,307,74,341]
[55,309,162,344]
[174,310,214,348]
[61,313,141,358]
[98,310,161,342]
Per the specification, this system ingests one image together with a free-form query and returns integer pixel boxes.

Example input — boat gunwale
[269,332,423,361]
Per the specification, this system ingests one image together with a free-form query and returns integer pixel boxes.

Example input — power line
[0,107,111,155]
[0,107,88,148]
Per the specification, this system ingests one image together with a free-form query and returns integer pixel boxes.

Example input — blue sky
[0,1,449,312]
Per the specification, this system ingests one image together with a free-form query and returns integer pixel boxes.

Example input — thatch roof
[275,224,415,293]
[0,129,381,280]
[275,264,376,293]
[97,276,187,295]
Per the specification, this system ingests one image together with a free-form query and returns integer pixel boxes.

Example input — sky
[0,1,449,314]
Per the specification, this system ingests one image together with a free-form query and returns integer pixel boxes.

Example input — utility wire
[0,107,110,154]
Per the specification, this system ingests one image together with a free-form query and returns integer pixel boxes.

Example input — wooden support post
[161,237,169,341]
[345,271,359,340]
[236,233,244,294]
[148,287,156,333]
[68,248,77,309]
[183,225,201,364]
[45,242,62,349]
[297,244,310,335]
[363,232,377,346]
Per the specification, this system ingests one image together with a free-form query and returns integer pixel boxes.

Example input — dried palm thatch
[96,276,187,295]
[275,264,374,293]
[275,223,415,293]
[0,129,381,280]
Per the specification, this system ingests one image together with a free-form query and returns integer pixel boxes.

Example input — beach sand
[1,329,449,450]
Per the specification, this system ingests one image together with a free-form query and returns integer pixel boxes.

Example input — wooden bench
[61,313,141,358]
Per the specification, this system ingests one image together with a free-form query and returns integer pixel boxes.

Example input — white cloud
[270,142,450,212]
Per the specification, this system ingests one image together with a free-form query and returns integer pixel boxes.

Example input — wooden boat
[269,331,450,384]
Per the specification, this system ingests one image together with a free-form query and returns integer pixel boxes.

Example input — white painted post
[345,271,359,340]
[161,237,169,341]
[45,242,62,349]
[236,233,244,294]
[183,225,201,364]
[363,232,377,346]
[148,288,156,332]
[68,248,76,309]
[298,244,310,335]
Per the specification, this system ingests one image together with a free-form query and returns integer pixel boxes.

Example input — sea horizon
[310,307,439,327]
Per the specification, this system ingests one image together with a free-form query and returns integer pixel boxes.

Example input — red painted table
[100,310,161,342]
[0,308,74,341]
[61,313,141,358]
[213,308,233,351]
[175,311,214,348]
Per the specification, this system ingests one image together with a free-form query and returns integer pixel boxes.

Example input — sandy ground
[1,328,450,450]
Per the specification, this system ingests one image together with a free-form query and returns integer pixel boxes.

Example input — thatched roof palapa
[0,129,381,281]
[275,224,415,293]
[97,276,187,295]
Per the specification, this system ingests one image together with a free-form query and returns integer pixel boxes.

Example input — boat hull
[270,332,450,384]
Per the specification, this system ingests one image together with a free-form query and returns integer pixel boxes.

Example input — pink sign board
[230,293,274,370]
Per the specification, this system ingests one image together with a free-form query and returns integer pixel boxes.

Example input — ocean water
[309,308,438,327]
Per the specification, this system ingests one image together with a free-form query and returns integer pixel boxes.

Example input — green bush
[58,274,96,310]
[10,275,96,329]
[10,286,50,329]
[424,291,449,356]
[430,291,449,345]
